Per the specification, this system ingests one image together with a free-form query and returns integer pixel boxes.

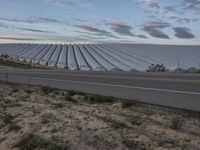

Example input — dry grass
[14,133,67,150]
[0,57,47,69]
[0,82,200,150]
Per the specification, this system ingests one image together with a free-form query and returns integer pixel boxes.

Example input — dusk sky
[0,0,200,45]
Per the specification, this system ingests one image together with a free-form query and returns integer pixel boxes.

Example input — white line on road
[8,75,200,95]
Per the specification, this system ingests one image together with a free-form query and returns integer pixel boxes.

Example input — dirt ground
[0,82,200,150]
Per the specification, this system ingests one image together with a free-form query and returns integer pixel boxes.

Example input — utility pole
[177,59,180,70]
[31,61,33,69]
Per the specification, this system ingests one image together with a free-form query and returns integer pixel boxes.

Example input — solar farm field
[0,44,200,71]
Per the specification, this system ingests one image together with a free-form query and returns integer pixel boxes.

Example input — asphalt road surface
[0,68,200,111]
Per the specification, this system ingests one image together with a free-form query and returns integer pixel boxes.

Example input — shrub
[64,94,77,103]
[15,134,67,150]
[123,139,144,149]
[41,86,56,94]
[67,90,86,96]
[25,89,33,94]
[85,95,115,103]
[186,67,200,73]
[41,114,55,124]
[128,116,142,126]
[146,64,166,72]
[12,88,19,93]
[64,95,73,101]
[68,90,76,96]
[3,113,15,124]
[54,103,65,108]
[8,123,21,132]
[170,117,183,130]
[99,116,128,129]
[122,102,135,108]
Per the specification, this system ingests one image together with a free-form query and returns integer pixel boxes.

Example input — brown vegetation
[0,82,200,149]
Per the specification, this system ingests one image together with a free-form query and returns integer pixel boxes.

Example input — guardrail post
[6,72,8,83]
[28,77,31,87]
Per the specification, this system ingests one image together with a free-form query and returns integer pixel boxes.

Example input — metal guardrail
[0,72,113,92]
[0,73,47,87]
[1,71,200,111]
[1,72,200,95]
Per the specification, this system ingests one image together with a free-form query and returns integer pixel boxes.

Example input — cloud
[0,34,96,43]
[48,0,77,7]
[0,16,62,24]
[75,18,89,23]
[28,17,62,23]
[48,0,91,9]
[0,21,55,34]
[74,30,106,37]
[105,23,134,36]
[142,20,170,39]
[0,37,40,41]
[182,0,200,11]
[137,35,148,39]
[76,34,108,40]
[170,16,198,24]
[0,22,9,29]
[138,0,175,14]
[105,22,147,38]
[173,27,195,39]
[75,25,117,38]
[143,20,170,29]
[16,28,55,34]
[144,29,169,39]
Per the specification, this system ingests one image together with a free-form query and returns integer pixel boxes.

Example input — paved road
[0,68,200,111]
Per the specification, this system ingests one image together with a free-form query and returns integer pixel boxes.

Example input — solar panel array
[0,43,200,71]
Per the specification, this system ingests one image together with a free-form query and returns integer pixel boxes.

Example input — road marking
[1,71,200,83]
[8,75,200,95]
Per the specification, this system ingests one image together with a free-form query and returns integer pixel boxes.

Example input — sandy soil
[0,82,200,150]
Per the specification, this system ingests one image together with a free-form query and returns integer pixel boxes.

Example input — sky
[0,0,200,45]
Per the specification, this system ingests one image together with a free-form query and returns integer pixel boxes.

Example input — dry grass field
[0,82,200,150]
